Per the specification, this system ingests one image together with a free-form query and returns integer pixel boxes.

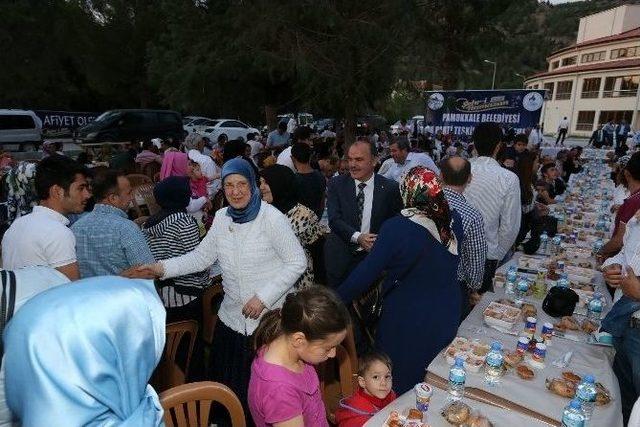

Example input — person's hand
[357,233,377,251]
[621,267,640,300]
[603,263,624,287]
[469,291,482,306]
[242,296,266,319]
[121,263,164,279]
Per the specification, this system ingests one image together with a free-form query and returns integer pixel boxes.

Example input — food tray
[483,302,522,331]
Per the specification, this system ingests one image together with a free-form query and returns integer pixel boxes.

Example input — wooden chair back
[155,320,198,392]
[160,381,246,427]
[142,161,162,181]
[132,183,160,217]
[126,173,153,188]
[317,344,356,425]
[201,279,223,345]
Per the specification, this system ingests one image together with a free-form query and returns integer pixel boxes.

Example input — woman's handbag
[352,246,427,346]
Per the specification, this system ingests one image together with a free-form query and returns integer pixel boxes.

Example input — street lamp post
[514,72,526,88]
[483,59,497,90]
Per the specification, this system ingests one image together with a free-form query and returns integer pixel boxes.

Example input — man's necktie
[356,182,367,228]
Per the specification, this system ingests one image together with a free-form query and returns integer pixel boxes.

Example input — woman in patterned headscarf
[338,166,464,393]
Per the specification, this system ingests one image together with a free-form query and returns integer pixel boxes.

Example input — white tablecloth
[423,254,623,427]
[364,385,551,426]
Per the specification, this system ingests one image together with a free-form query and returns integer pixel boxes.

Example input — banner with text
[424,89,545,136]
[34,110,100,138]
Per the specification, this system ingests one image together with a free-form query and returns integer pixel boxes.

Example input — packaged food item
[414,383,432,413]
[483,302,522,331]
[554,316,580,332]
[546,377,577,398]
[541,323,554,345]
[562,371,581,384]
[516,364,535,380]
[441,401,471,425]
[516,336,530,354]
[524,317,537,339]
[503,350,523,368]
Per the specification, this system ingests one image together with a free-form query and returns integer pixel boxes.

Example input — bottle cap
[569,400,582,410]
[491,342,502,351]
[593,292,602,299]
[584,375,595,383]
[454,357,464,367]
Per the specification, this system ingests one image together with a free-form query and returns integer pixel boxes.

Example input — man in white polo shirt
[1,155,91,281]
[379,137,440,181]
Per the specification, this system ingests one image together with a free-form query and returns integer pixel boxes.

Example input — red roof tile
[526,58,640,80]
[551,27,640,57]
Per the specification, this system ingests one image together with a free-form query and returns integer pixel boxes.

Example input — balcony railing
[581,91,599,99]
[603,89,638,98]
[555,92,572,100]
[576,123,594,131]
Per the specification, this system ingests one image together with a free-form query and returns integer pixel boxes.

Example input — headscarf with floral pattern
[400,166,454,247]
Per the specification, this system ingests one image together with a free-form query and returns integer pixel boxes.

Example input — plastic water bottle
[540,231,549,255]
[515,279,529,306]
[448,356,466,400]
[557,273,570,289]
[505,267,517,296]
[587,293,604,321]
[562,399,586,426]
[484,342,504,386]
[575,375,597,420]
[551,235,562,255]
[592,238,604,256]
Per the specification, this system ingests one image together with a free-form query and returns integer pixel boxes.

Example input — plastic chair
[132,183,160,217]
[155,320,198,392]
[126,173,153,188]
[201,279,223,345]
[160,381,246,427]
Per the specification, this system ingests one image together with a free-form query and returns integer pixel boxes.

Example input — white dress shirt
[1,206,77,270]
[464,157,522,261]
[603,215,640,311]
[380,152,440,183]
[276,146,295,171]
[614,184,630,207]
[559,118,569,130]
[350,174,375,243]
[528,129,544,148]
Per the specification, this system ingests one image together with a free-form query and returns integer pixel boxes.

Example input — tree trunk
[264,104,277,130]
[343,94,357,148]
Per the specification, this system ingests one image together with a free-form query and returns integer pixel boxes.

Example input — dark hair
[440,157,471,186]
[278,121,287,131]
[35,155,89,201]
[142,140,153,150]
[540,163,556,176]
[358,351,393,377]
[293,126,311,143]
[253,286,350,350]
[472,123,503,156]
[390,138,410,151]
[515,152,536,206]
[514,133,528,144]
[91,169,125,201]
[626,152,640,181]
[291,142,312,163]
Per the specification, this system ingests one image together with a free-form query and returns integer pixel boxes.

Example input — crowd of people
[1,117,639,426]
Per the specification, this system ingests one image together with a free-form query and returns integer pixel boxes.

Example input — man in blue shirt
[71,170,154,278]
[266,121,290,149]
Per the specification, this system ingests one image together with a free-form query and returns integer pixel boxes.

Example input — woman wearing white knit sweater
[126,158,306,422]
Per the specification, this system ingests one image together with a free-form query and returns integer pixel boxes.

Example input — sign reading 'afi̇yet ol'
[424,89,546,136]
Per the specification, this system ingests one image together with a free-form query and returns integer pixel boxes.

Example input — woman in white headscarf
[3,276,165,427]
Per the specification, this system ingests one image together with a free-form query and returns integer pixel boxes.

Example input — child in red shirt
[335,351,397,427]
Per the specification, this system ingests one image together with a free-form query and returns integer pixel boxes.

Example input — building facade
[525,4,640,137]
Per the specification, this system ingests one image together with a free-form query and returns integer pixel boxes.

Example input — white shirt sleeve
[496,174,522,260]
[46,228,77,268]
[255,210,307,308]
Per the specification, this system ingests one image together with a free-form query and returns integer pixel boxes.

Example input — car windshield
[94,111,122,124]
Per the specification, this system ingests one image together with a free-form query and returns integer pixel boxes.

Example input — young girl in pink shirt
[248,286,351,427]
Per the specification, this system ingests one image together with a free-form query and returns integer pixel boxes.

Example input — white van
[0,110,42,149]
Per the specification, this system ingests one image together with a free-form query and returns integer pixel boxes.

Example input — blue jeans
[613,325,640,425]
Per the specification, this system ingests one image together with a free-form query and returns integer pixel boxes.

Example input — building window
[543,82,554,99]
[598,110,633,125]
[551,60,559,70]
[581,51,606,63]
[561,56,577,66]
[603,75,639,98]
[581,78,601,99]
[555,81,573,100]
[576,111,596,131]
[611,46,640,60]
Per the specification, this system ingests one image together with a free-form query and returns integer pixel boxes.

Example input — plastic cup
[414,383,433,413]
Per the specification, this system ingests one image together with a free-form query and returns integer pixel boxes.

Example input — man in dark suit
[325,138,403,287]
[588,124,606,148]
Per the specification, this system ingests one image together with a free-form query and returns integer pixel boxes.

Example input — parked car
[198,119,260,142]
[183,117,219,134]
[75,109,184,144]
[389,115,424,135]
[356,114,386,134]
[314,118,336,132]
[0,109,42,150]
